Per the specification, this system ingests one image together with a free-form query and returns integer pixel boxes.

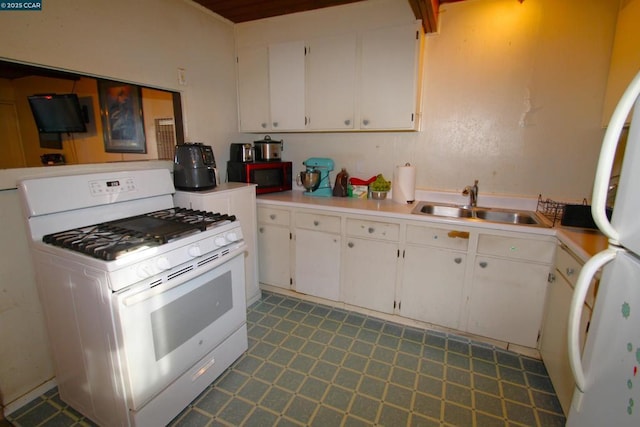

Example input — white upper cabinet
[360,23,421,130]
[268,41,306,131]
[236,22,423,132]
[306,34,357,130]
[237,45,270,132]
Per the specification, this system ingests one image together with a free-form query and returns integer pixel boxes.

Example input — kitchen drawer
[295,212,341,234]
[406,224,470,251]
[346,218,399,241]
[477,234,555,264]
[556,244,597,308]
[257,207,290,226]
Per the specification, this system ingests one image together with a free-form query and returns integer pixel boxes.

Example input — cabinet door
[343,237,398,314]
[306,34,357,130]
[269,40,306,130]
[401,245,466,329]
[237,45,271,132]
[466,256,550,347]
[257,223,291,289]
[294,228,341,300]
[360,23,420,130]
[540,273,591,415]
[228,187,260,303]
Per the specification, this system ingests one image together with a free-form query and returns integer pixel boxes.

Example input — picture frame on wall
[98,80,146,153]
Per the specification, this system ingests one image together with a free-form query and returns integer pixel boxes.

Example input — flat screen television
[28,93,87,133]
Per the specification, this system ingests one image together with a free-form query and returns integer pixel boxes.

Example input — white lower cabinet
[256,201,558,349]
[400,224,470,329]
[294,211,341,301]
[343,217,400,314]
[466,256,551,347]
[540,244,594,415]
[465,234,556,348]
[257,206,291,289]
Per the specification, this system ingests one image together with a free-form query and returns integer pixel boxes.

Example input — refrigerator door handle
[592,70,640,244]
[567,247,618,392]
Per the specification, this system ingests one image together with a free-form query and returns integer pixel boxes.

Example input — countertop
[555,227,609,261]
[257,190,609,262]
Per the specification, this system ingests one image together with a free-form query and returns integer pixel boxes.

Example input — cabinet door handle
[348,241,354,248]
[362,119,370,126]
[566,267,575,276]
[448,230,470,239]
[368,227,375,234]
[344,119,351,126]
[314,220,319,226]
[259,227,264,233]
[479,261,488,268]
[454,257,462,264]
[273,121,279,128]
[261,123,267,129]
[270,214,276,220]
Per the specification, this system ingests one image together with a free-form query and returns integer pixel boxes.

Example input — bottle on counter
[333,168,349,197]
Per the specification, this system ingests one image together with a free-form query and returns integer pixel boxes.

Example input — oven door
[114,253,246,410]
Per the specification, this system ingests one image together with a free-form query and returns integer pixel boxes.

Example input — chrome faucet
[462,180,479,208]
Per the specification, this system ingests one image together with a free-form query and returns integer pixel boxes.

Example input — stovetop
[42,208,236,261]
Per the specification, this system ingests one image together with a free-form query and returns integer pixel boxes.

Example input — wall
[0,0,238,410]
[235,0,619,202]
[602,0,640,125]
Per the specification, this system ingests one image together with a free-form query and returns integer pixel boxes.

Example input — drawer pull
[269,214,276,220]
[566,267,575,276]
[368,227,375,234]
[479,261,488,268]
[259,227,264,233]
[448,230,469,239]
[314,220,320,226]
[454,257,462,264]
[348,241,354,248]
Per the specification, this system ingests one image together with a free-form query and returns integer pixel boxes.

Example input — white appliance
[566,70,640,425]
[18,169,248,427]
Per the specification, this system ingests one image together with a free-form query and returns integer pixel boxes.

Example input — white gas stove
[19,168,249,426]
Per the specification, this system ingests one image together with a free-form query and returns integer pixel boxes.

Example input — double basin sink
[412,202,547,227]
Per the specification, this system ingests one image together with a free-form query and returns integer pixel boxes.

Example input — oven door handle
[122,249,245,306]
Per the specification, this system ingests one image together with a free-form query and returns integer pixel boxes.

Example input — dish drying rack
[536,195,589,226]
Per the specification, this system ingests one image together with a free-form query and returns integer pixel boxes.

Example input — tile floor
[7,291,566,426]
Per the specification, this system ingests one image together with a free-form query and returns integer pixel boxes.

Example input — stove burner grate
[42,208,236,261]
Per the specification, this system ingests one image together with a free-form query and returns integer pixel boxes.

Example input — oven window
[252,168,282,187]
[150,271,233,360]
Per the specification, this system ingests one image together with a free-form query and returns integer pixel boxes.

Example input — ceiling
[194,0,466,32]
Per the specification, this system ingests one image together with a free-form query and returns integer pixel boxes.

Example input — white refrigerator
[566,70,640,426]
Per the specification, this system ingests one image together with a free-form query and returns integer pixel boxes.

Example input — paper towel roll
[392,163,416,204]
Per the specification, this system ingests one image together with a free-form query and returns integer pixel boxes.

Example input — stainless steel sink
[416,203,474,218]
[412,202,547,227]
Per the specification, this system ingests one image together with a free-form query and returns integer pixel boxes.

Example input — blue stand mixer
[300,157,334,197]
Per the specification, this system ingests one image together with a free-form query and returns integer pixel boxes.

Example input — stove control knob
[188,245,202,257]
[214,236,227,247]
[156,257,171,271]
[226,232,239,242]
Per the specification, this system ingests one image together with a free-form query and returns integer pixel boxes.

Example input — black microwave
[227,161,292,194]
